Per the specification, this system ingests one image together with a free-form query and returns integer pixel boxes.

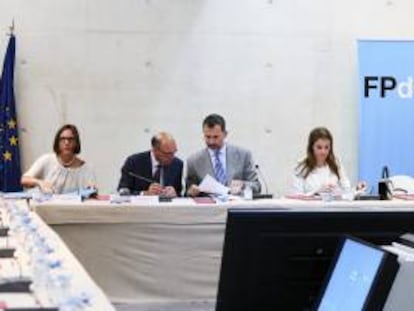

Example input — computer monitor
[315,237,399,311]
[216,209,414,311]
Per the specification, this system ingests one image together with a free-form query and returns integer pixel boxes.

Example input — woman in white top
[21,124,96,194]
[291,127,352,196]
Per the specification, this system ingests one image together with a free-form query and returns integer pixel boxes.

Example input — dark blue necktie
[214,150,227,185]
[153,165,162,184]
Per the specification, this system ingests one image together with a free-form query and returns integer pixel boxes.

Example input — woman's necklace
[59,156,76,168]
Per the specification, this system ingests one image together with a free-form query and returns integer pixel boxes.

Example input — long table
[33,198,414,305]
[0,199,115,310]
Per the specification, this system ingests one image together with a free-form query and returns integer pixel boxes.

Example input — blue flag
[0,34,22,192]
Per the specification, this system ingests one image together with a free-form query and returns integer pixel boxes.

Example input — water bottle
[320,191,334,202]
[243,184,253,200]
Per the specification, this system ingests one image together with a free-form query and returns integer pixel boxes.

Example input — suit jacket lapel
[226,145,234,183]
[144,151,153,179]
[204,148,215,178]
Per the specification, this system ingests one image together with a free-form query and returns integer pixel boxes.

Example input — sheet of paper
[170,198,197,205]
[2,192,33,200]
[199,174,229,195]
[0,237,17,249]
[0,293,40,308]
[129,195,160,205]
[51,193,82,203]
[0,258,21,279]
[284,194,320,201]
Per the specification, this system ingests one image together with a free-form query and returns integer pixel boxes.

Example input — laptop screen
[317,238,385,311]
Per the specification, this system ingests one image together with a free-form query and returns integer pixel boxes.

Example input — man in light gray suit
[186,114,261,197]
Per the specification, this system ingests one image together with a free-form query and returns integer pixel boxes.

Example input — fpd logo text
[364,76,414,98]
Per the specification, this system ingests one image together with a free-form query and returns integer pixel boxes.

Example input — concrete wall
[1,0,414,193]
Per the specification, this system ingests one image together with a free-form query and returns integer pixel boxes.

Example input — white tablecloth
[33,198,414,304]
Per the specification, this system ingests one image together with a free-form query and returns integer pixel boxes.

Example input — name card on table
[0,293,56,309]
[50,194,82,203]
[129,195,160,205]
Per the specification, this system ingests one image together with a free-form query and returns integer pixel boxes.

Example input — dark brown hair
[297,127,340,179]
[202,114,226,132]
[53,124,81,154]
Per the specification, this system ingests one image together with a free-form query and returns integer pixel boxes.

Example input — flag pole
[8,18,14,36]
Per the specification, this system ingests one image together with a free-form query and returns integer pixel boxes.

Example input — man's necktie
[153,165,162,184]
[214,150,227,185]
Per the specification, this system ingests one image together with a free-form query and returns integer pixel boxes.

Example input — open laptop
[315,236,399,311]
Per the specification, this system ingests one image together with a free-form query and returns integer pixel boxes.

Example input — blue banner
[0,34,22,192]
[358,40,414,190]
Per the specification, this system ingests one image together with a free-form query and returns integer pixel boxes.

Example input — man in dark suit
[118,132,183,197]
[186,114,261,196]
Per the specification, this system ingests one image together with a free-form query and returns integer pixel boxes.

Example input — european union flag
[0,34,22,192]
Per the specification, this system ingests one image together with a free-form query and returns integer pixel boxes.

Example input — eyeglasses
[59,136,75,142]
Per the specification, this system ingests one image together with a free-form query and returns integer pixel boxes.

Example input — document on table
[52,193,83,203]
[0,258,31,279]
[129,195,160,205]
[199,174,230,195]
[0,293,42,308]
[0,237,17,249]
[0,259,20,279]
[170,198,197,205]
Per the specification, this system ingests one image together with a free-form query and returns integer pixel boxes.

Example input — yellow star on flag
[9,136,18,146]
[7,119,16,129]
[3,150,12,161]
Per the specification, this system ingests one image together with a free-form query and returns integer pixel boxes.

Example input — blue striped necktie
[214,150,227,185]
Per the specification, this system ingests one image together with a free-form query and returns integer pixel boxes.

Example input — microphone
[127,171,172,202]
[128,171,156,184]
[254,164,273,199]
[381,166,390,179]
[118,172,156,196]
